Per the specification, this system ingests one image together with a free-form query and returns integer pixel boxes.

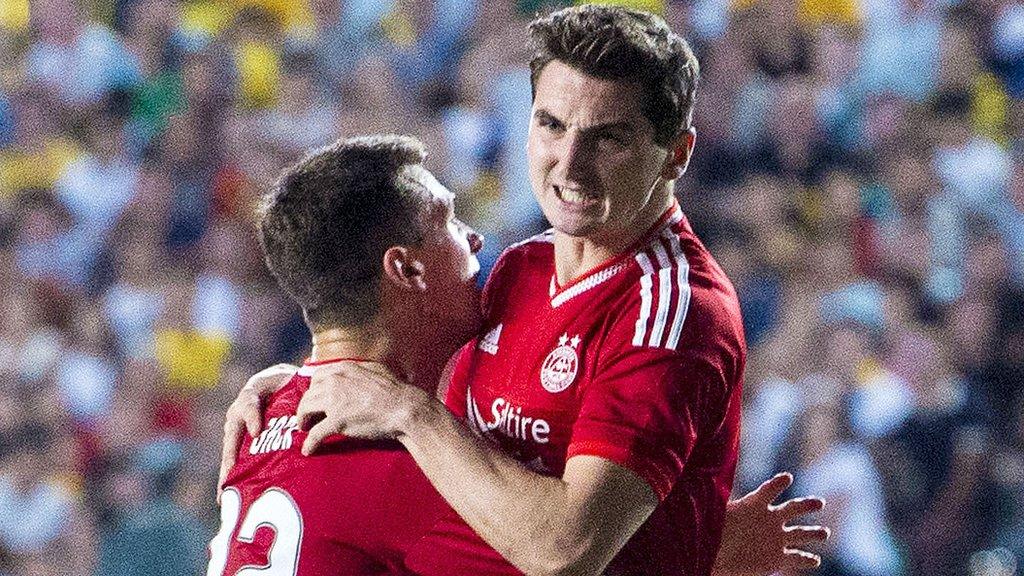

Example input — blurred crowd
[0,0,1021,574]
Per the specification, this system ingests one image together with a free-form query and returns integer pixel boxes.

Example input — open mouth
[554,184,600,206]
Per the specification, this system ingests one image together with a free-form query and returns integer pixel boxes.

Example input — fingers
[780,548,822,571]
[297,371,349,454]
[784,525,831,545]
[233,388,264,437]
[249,364,298,393]
[776,496,826,518]
[218,417,245,499]
[354,361,388,375]
[309,364,346,392]
[243,404,262,438]
[219,369,283,498]
[746,472,794,505]
[296,389,326,431]
[302,418,341,456]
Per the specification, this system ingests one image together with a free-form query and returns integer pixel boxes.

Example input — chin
[544,207,605,236]
[551,219,601,239]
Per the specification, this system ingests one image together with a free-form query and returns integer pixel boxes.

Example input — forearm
[297,362,656,574]
[398,400,606,576]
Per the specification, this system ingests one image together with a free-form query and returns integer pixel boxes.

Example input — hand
[218,363,297,498]
[713,473,830,576]
[297,361,430,455]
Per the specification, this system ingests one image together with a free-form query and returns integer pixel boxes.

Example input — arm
[405,402,656,576]
[712,473,830,576]
[298,362,657,576]
[221,364,830,576]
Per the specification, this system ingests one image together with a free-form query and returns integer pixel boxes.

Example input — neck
[553,186,673,285]
[309,317,451,394]
[310,323,391,365]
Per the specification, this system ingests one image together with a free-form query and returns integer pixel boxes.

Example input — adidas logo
[478,323,502,355]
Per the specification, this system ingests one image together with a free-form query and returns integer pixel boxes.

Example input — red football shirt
[208,358,511,576]
[420,202,745,576]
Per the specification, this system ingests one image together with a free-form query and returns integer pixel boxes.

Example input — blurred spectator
[0,424,95,575]
[94,437,205,576]
[53,114,140,287]
[857,0,941,102]
[100,178,173,359]
[255,52,337,155]
[56,305,118,428]
[153,277,232,393]
[792,379,905,576]
[0,91,80,197]
[23,0,140,107]
[0,428,73,555]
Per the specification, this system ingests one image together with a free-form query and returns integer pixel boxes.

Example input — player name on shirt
[249,414,300,455]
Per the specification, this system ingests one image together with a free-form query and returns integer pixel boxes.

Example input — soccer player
[211,135,825,576]
[208,135,483,575]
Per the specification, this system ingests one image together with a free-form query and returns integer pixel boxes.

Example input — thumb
[218,420,245,498]
[244,408,263,438]
[302,418,340,456]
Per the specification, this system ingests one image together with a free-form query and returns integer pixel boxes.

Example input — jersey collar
[548,200,684,308]
[297,356,373,377]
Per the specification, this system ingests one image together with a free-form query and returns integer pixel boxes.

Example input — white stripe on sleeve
[633,251,655,346]
[664,232,692,351]
[648,243,674,347]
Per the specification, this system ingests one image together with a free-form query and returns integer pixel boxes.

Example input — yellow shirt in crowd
[154,329,232,390]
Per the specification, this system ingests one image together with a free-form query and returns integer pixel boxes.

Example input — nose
[559,133,591,184]
[467,229,484,254]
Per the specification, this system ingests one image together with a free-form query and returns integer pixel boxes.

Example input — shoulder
[609,223,743,355]
[674,228,745,365]
[262,371,306,414]
[481,230,555,309]
[494,229,555,273]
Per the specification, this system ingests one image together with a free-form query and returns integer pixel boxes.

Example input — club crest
[540,333,581,393]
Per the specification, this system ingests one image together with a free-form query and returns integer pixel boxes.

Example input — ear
[382,246,426,293]
[659,127,697,181]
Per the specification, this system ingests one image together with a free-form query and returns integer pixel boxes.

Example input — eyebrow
[533,108,636,135]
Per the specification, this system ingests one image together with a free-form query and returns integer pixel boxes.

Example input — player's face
[408,165,484,341]
[527,60,672,242]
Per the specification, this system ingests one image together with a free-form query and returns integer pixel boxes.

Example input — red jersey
[423,202,745,576]
[208,358,509,576]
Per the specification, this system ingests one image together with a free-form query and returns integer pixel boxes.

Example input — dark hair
[257,134,429,329]
[528,5,699,147]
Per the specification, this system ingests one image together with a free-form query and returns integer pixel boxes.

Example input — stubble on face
[526,60,671,245]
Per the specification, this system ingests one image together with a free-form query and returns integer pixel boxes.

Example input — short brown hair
[528,5,699,147]
[257,135,429,329]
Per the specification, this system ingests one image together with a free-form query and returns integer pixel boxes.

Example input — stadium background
[0,0,1022,574]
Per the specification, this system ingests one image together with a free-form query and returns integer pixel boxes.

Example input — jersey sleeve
[480,245,516,319]
[567,342,734,501]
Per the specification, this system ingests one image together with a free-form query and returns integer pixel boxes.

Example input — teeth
[558,186,593,204]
